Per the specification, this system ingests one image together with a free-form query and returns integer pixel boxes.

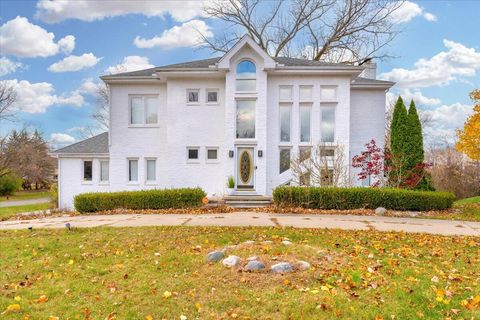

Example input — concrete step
[223,195,273,208]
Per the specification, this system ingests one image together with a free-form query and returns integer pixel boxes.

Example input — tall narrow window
[128,159,138,182]
[279,104,291,142]
[321,105,335,142]
[279,148,291,174]
[145,97,158,124]
[299,105,311,143]
[100,160,109,182]
[236,60,256,91]
[146,159,156,182]
[83,160,92,181]
[236,100,255,139]
[130,97,143,124]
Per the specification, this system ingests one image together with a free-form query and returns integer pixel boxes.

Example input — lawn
[0,203,50,220]
[0,227,478,319]
[425,196,480,222]
[456,196,480,205]
[0,190,50,202]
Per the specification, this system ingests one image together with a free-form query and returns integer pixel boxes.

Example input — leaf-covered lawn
[1,227,479,319]
[0,190,50,202]
[0,203,50,220]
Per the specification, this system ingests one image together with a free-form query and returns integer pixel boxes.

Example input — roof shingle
[53,132,109,154]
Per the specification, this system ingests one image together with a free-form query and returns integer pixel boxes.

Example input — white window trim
[235,98,257,140]
[299,85,314,102]
[235,59,257,93]
[205,89,219,105]
[320,104,336,143]
[279,146,292,174]
[128,95,159,127]
[82,159,93,184]
[187,147,200,163]
[279,85,293,102]
[127,158,140,185]
[320,85,338,102]
[186,89,200,105]
[145,158,157,185]
[299,103,312,145]
[279,103,292,145]
[99,160,109,185]
[205,147,219,163]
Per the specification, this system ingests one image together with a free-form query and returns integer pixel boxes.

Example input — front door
[236,147,255,190]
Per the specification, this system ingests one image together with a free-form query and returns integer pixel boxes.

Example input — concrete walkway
[0,212,479,236]
[0,197,50,207]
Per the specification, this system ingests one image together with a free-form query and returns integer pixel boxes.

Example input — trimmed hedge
[273,186,455,211]
[74,188,206,213]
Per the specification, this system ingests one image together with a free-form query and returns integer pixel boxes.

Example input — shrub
[50,183,58,208]
[273,186,455,211]
[74,188,206,213]
[0,173,22,197]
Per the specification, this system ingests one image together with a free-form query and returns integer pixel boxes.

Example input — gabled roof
[53,132,109,155]
[351,77,395,89]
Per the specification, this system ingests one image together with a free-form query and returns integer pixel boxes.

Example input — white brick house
[53,35,394,209]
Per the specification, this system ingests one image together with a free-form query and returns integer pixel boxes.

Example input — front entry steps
[223,195,273,208]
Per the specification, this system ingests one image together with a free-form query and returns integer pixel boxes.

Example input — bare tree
[203,0,403,63]
[0,81,17,121]
[91,83,109,131]
[290,144,350,187]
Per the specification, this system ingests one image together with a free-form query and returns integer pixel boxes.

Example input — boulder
[206,250,224,263]
[271,262,293,274]
[281,240,293,246]
[295,260,311,271]
[222,255,241,267]
[245,260,265,271]
[375,207,387,215]
[246,256,259,261]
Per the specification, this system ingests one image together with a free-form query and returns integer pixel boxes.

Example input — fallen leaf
[163,291,172,298]
[1,304,20,314]
[34,294,48,303]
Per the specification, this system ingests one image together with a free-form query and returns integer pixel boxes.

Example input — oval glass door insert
[239,150,252,183]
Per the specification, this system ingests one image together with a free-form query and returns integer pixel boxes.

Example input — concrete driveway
[0,212,479,236]
[0,197,50,207]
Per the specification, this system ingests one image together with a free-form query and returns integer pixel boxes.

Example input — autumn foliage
[456,89,480,161]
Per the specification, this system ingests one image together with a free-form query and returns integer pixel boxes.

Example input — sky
[0,0,479,149]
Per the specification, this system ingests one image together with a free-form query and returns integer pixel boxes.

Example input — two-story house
[53,35,394,209]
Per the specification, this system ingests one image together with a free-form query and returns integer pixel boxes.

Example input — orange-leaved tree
[456,89,480,161]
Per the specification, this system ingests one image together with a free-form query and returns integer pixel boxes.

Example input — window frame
[320,86,338,102]
[187,147,200,163]
[99,160,109,184]
[145,158,157,184]
[186,89,200,105]
[128,95,159,127]
[299,85,313,102]
[279,103,292,144]
[299,103,312,144]
[279,85,293,102]
[320,104,336,143]
[206,89,219,104]
[235,59,257,93]
[82,159,93,183]
[206,147,219,163]
[127,158,139,183]
[235,98,256,140]
[279,147,291,174]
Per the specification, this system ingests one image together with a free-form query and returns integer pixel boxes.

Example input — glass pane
[321,87,336,100]
[188,149,198,159]
[100,161,109,181]
[279,104,291,142]
[207,91,218,102]
[130,97,143,124]
[83,161,92,181]
[236,100,255,138]
[207,149,217,159]
[279,149,290,174]
[299,85,313,100]
[236,79,256,91]
[129,160,138,181]
[188,91,198,102]
[299,147,311,162]
[321,105,335,142]
[320,148,335,157]
[321,169,334,186]
[279,86,292,100]
[299,106,311,142]
[146,159,156,181]
[236,61,256,79]
[145,97,158,124]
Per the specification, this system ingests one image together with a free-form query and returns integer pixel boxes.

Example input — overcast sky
[0,0,479,149]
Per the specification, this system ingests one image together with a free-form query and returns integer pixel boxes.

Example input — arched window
[236,60,256,91]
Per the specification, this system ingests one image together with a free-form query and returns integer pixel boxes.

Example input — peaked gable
[217,35,276,70]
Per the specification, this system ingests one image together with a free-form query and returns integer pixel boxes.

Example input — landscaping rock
[206,250,224,262]
[294,260,311,271]
[243,240,255,245]
[375,207,387,215]
[247,256,259,261]
[407,211,419,218]
[271,262,293,274]
[245,260,265,271]
[222,255,241,267]
[262,240,273,245]
[281,240,293,246]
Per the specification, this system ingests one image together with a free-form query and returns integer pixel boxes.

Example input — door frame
[234,145,256,192]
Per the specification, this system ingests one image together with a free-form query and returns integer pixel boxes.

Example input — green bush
[74,188,206,213]
[50,183,58,208]
[273,186,455,211]
[0,173,22,197]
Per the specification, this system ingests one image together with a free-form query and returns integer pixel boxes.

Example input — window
[321,86,337,101]
[206,148,218,161]
[236,100,255,139]
[299,104,311,143]
[236,60,256,91]
[279,104,291,142]
[321,105,335,142]
[299,146,311,162]
[320,147,335,157]
[206,90,218,103]
[187,147,199,161]
[83,160,92,182]
[187,89,199,103]
[130,95,158,125]
[279,148,291,174]
[128,159,138,182]
[299,85,313,101]
[279,86,293,101]
[100,160,109,182]
[146,159,156,182]
[321,169,334,186]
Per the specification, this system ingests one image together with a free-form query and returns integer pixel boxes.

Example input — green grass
[424,196,480,222]
[455,196,480,205]
[0,227,478,319]
[0,190,51,202]
[0,203,50,220]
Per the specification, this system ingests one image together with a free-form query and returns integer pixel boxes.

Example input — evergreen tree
[406,100,424,169]
[388,97,409,186]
